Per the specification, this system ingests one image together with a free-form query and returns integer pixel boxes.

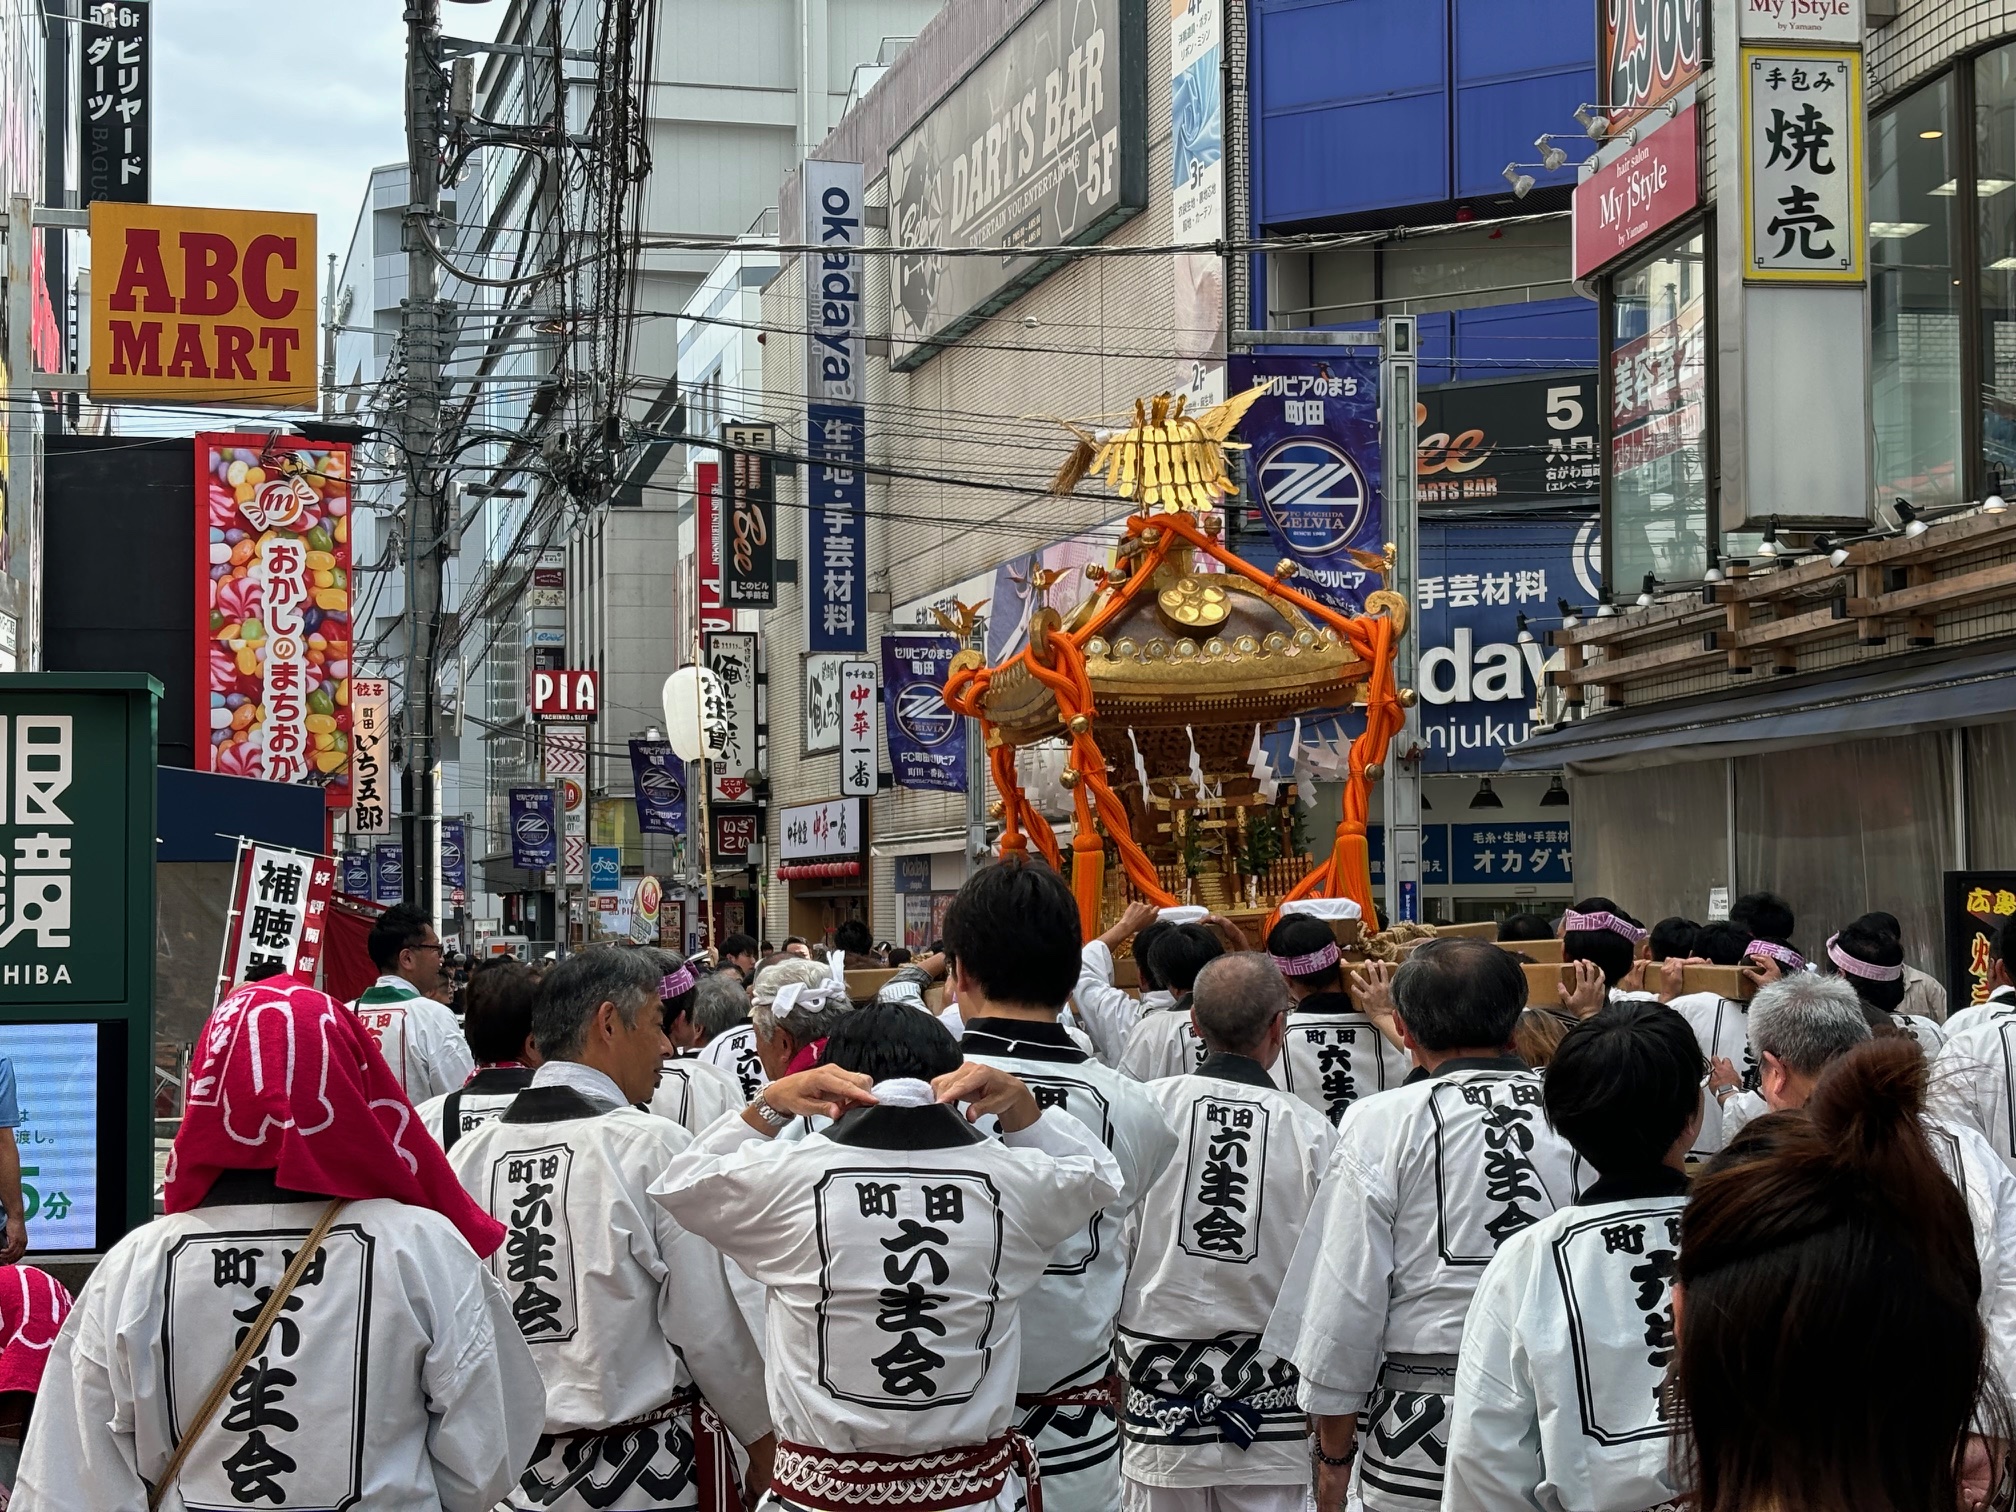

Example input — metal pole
[1379,315,1420,926]
[5,196,36,669]
[400,0,446,920]
[321,252,338,420]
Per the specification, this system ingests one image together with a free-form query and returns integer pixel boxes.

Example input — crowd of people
[10,869,2016,1512]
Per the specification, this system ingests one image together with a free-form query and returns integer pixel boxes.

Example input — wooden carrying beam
[1519,962,1753,1002]
[1496,938,1564,962]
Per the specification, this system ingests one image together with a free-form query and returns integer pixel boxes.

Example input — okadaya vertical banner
[720,424,777,609]
[509,787,556,870]
[218,842,335,998]
[804,159,867,654]
[840,658,877,798]
[196,434,355,806]
[1229,354,1384,615]
[882,634,965,793]
[628,738,687,838]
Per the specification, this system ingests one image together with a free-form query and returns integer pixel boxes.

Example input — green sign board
[0,673,158,1250]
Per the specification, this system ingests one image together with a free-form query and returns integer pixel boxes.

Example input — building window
[1608,231,1710,592]
[1871,75,1960,506]
[1979,45,2016,488]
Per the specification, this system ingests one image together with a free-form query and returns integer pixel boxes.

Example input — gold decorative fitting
[1264,632,1287,651]
[1203,513,1224,536]
[1046,387,1268,514]
[1144,527,1164,543]
[1086,637,1110,656]
[1175,640,1199,658]
[1365,762,1385,781]
[1274,559,1298,579]
[1067,714,1093,735]
[1234,634,1259,654]
[1295,628,1317,647]
[1029,605,1062,660]
[1084,563,1106,581]
[1157,573,1231,630]
[1205,638,1227,656]
[1060,767,1080,789]
[1115,637,1139,658]
[948,648,985,677]
[1146,639,1169,660]
[1396,687,1418,708]
[1364,588,1409,636]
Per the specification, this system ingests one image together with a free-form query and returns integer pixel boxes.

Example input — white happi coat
[1895,1012,1947,1056]
[14,1183,546,1512]
[699,1022,767,1101]
[1075,941,1174,1067]
[414,1064,537,1153]
[1120,1005,1288,1091]
[1118,1059,1336,1490]
[1274,992,1413,1125]
[960,1020,1180,1512]
[1443,1173,1688,1512]
[1946,985,2016,1038]
[351,975,476,1102]
[1934,1005,2016,1175]
[652,1054,747,1135]
[1923,1111,2016,1392]
[651,1090,1123,1472]
[1263,1058,1578,1506]
[1670,992,1757,1156]
[447,1077,772,1449]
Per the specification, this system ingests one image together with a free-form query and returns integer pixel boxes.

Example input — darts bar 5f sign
[81,2,150,205]
[721,424,777,609]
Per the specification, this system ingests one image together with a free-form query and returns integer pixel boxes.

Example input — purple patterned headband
[1825,933,1900,983]
[1746,940,1806,972]
[1561,909,1647,943]
[660,962,697,1000]
[1271,941,1341,977]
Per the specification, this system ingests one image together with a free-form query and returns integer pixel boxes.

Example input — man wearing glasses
[353,902,475,1099]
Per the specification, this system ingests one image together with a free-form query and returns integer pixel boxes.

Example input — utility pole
[321,252,338,420]
[400,0,448,920]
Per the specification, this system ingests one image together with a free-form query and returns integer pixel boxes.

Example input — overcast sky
[150,1,505,267]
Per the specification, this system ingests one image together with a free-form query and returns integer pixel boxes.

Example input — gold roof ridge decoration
[1049,385,1271,513]
[944,386,1414,937]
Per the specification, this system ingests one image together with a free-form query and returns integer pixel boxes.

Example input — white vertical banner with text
[705,631,760,804]
[1172,0,1225,406]
[840,658,878,798]
[349,680,391,834]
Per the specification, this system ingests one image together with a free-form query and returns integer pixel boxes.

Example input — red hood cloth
[0,1266,71,1395]
[164,975,505,1256]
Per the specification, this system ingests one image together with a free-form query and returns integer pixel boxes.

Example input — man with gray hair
[749,957,856,1081]
[1263,938,1578,1512]
[1117,954,1338,1512]
[450,947,776,1512]
[697,966,766,1100]
[1745,973,2016,1395]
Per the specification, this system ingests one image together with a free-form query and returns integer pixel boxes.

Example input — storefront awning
[1502,642,2016,774]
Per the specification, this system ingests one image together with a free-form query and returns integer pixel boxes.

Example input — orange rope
[942,507,1406,930]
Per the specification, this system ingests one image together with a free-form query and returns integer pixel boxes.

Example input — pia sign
[530,669,600,720]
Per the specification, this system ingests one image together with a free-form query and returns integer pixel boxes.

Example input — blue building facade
[1249,0,1599,384]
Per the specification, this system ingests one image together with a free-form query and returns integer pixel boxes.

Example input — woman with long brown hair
[1675,1036,2010,1512]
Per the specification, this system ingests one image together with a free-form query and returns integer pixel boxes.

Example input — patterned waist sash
[1016,1372,1122,1412]
[539,1388,734,1512]
[1124,1378,1301,1449]
[772,1433,1042,1512]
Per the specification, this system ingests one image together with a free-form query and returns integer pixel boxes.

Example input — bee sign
[89,203,318,409]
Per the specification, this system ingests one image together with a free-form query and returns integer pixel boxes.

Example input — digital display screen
[0,1022,127,1254]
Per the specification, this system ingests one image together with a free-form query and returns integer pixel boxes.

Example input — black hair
[887,946,913,966]
[1865,911,1903,939]
[821,1001,962,1082]
[1563,895,1641,988]
[940,857,1080,1008]
[1265,914,1343,991]
[368,902,434,972]
[1648,917,1700,962]
[1496,911,1556,943]
[242,960,289,983]
[1132,920,1177,991]
[1731,891,1796,946]
[720,933,758,960]
[834,920,875,956]
[1149,924,1224,996]
[1829,915,1907,1016]
[464,962,539,1062]
[1691,920,1753,967]
[1390,937,1526,1052]
[1545,1002,1705,1175]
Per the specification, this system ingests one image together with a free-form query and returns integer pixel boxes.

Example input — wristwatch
[750,1094,794,1131]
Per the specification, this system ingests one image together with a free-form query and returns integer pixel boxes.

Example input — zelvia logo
[1256,436,1372,557]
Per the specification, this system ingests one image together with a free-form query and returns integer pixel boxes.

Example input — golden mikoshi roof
[1051,386,1271,514]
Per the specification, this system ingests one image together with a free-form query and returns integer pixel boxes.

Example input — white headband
[769,980,836,1020]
